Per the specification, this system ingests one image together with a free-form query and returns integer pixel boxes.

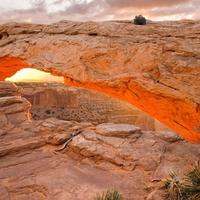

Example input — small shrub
[32,114,38,119]
[161,162,200,200]
[133,14,146,25]
[45,109,51,114]
[161,172,186,200]
[94,188,126,200]
[144,185,151,193]
[184,164,200,200]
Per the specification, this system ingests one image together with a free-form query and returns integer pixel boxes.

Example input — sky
[5,68,64,82]
[0,0,199,25]
[2,0,200,82]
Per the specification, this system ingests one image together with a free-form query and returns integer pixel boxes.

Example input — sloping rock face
[0,20,200,142]
[1,118,200,200]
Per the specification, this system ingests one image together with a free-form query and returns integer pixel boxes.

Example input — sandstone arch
[0,20,200,143]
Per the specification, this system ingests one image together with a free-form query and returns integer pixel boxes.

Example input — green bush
[133,15,146,25]
[161,162,200,200]
[94,188,126,200]
[45,109,51,114]
[184,164,200,200]
[161,172,186,200]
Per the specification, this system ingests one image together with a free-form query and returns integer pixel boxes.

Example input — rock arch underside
[0,20,200,143]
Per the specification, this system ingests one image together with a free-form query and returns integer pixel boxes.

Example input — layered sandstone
[0,81,31,128]
[0,20,200,142]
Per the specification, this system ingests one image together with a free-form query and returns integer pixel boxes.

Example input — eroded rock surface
[0,20,200,142]
[0,118,200,200]
[68,124,200,175]
[0,81,31,127]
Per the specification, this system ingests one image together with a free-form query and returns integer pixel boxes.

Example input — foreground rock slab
[0,117,199,200]
[68,125,200,175]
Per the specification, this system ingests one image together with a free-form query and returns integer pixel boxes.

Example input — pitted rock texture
[0,20,200,142]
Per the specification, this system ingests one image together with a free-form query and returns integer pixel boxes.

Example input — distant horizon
[7,79,64,83]
[0,0,199,25]
[1,17,200,26]
[5,68,64,83]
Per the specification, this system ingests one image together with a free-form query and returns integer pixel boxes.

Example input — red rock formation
[0,20,200,143]
[0,81,31,127]
[0,57,29,80]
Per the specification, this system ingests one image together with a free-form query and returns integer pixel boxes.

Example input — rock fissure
[54,129,81,153]
[158,81,179,91]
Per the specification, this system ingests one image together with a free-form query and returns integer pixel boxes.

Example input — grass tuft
[161,162,200,200]
[94,188,126,200]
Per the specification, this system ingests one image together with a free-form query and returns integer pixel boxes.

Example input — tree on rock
[134,15,146,25]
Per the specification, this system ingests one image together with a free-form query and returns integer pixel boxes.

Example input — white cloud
[0,0,199,25]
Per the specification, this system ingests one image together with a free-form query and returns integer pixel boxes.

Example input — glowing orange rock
[0,20,199,143]
[0,57,29,81]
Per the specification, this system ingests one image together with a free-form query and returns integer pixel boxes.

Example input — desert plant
[161,162,200,200]
[133,14,146,25]
[184,164,200,200]
[144,185,151,193]
[45,109,51,114]
[161,172,186,200]
[94,188,126,200]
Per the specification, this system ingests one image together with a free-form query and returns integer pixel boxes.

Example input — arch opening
[5,68,64,83]
[0,56,199,143]
[12,82,173,132]
[5,68,175,133]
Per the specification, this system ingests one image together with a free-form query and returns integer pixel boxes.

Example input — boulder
[153,131,185,143]
[96,123,141,138]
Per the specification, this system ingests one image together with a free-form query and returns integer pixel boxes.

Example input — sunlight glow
[5,68,64,83]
